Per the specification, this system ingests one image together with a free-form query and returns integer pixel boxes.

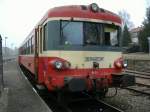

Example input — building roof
[130,27,143,33]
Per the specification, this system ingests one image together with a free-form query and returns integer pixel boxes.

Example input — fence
[123,54,150,73]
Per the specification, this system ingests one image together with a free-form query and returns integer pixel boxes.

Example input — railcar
[19,3,135,97]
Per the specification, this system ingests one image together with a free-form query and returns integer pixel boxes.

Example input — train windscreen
[61,21,120,47]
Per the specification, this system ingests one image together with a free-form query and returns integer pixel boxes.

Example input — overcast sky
[0,0,148,48]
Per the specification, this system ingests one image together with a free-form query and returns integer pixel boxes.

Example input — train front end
[39,4,135,95]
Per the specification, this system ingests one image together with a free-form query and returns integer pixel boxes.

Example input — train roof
[39,4,122,25]
[20,4,122,47]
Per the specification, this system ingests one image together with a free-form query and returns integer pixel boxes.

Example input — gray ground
[103,88,150,112]
[123,53,150,73]
[2,60,51,112]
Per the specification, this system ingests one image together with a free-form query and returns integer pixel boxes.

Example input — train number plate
[85,57,104,62]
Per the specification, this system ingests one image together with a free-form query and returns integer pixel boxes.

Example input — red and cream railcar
[19,3,134,95]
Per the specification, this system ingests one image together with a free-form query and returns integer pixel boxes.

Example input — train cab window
[42,21,60,50]
[104,25,119,46]
[61,21,83,45]
[104,32,110,45]
[84,23,99,45]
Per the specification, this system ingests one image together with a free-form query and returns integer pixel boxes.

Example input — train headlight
[123,60,128,68]
[53,60,71,70]
[54,61,63,69]
[90,3,99,12]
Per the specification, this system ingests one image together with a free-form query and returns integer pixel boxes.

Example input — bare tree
[146,0,150,7]
[118,10,134,29]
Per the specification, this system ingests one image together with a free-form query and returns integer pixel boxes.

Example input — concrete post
[0,35,4,93]
[148,37,150,54]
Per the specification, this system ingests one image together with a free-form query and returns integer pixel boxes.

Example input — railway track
[124,70,150,95]
[125,85,150,96]
[125,70,150,77]
[41,92,124,112]
[66,98,124,112]
[20,65,124,112]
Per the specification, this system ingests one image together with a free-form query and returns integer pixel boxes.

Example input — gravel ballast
[103,88,150,112]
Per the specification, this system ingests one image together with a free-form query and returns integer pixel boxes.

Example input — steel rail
[66,98,124,112]
[97,99,124,112]
[136,83,150,88]
[125,87,150,96]
[125,70,150,79]
[125,70,150,76]
[124,70,150,96]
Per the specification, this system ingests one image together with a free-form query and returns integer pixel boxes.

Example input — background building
[130,27,143,44]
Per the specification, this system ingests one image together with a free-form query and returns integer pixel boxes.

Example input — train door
[34,28,38,81]
[34,26,42,81]
[35,25,43,83]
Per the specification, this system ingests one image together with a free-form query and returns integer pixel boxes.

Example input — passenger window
[43,24,48,51]
[27,41,30,54]
[29,39,31,54]
[40,27,42,53]
[31,37,34,54]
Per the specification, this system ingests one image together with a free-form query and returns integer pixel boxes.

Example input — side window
[26,42,28,54]
[29,39,31,54]
[31,37,32,54]
[23,45,25,54]
[27,40,29,54]
[42,21,60,50]
[22,45,24,54]
[40,27,42,53]
[25,43,26,54]
[31,36,34,54]
[43,24,48,51]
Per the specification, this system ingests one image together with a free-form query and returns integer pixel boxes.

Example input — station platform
[0,60,52,112]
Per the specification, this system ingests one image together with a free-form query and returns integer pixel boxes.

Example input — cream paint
[40,51,122,68]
